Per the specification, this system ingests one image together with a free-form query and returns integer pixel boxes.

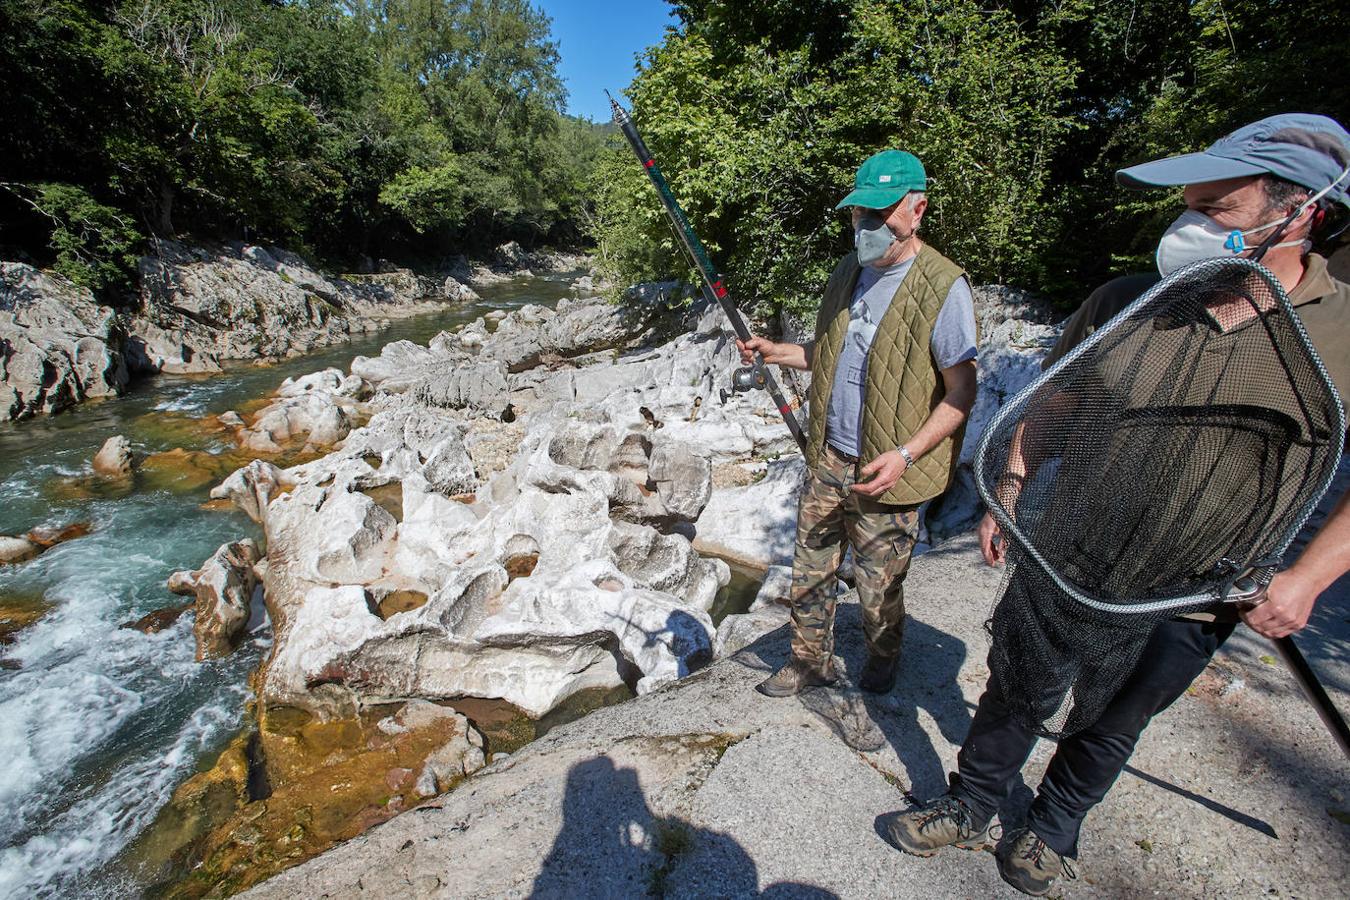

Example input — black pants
[951,616,1237,858]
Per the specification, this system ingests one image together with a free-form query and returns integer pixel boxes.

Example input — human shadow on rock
[532,756,838,899]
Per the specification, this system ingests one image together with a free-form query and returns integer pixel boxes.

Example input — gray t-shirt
[825,257,977,458]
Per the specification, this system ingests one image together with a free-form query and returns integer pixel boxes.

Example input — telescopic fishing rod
[607,91,808,455]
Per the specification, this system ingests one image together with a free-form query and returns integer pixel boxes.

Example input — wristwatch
[896,445,915,467]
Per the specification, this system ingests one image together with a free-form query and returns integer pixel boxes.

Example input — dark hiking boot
[997,828,1077,896]
[879,794,994,857]
[755,658,837,697]
[858,653,900,693]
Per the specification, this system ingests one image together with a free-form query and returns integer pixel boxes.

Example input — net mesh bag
[975,257,1345,737]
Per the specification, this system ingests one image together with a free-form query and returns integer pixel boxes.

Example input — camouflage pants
[790,443,922,666]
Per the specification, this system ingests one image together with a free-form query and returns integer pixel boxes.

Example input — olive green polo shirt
[1043,254,1350,399]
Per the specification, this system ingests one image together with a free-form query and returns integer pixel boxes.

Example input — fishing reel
[719,362,768,405]
[729,363,767,393]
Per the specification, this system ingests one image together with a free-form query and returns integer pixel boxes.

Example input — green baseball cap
[835,149,927,210]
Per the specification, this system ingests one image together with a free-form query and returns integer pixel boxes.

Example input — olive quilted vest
[806,245,970,505]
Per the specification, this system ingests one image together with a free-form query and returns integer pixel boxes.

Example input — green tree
[0,0,596,295]
[593,0,1077,317]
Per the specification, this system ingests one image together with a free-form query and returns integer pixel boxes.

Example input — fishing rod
[607,91,809,455]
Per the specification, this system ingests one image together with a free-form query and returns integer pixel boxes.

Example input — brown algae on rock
[136,700,485,898]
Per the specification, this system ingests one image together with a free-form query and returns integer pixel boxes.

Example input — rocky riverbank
[0,239,584,421]
[236,537,1350,899]
[0,273,590,898]
[132,279,1062,894]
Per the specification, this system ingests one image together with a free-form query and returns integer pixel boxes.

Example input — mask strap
[1250,163,1350,262]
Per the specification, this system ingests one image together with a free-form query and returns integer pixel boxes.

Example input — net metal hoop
[974,256,1346,616]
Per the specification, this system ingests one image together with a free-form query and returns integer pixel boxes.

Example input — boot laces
[1013,829,1077,881]
[918,796,976,839]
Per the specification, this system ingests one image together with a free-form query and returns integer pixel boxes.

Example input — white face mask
[1155,163,1350,277]
[1154,209,1307,277]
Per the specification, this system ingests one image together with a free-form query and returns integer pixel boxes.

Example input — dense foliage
[594,0,1350,314]
[0,0,605,295]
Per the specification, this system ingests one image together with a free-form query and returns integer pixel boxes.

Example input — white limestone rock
[714,604,790,658]
[210,460,291,524]
[413,361,510,415]
[751,565,794,610]
[0,263,128,419]
[0,536,41,565]
[695,457,806,570]
[184,538,263,660]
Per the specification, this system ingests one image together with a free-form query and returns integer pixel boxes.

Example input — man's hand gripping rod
[607,92,808,455]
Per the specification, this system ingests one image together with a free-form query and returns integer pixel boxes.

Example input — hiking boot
[755,658,837,697]
[997,828,1077,896]
[858,653,900,693]
[879,794,994,857]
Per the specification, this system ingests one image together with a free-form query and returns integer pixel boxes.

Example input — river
[0,274,583,898]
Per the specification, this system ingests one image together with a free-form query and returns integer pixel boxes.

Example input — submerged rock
[0,262,128,420]
[26,520,93,548]
[136,700,485,899]
[0,590,53,645]
[122,602,194,634]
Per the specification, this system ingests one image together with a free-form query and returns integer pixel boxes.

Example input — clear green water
[0,274,580,899]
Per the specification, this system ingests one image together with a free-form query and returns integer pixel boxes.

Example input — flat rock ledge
[242,535,1350,899]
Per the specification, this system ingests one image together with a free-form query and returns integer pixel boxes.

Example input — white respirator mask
[1156,165,1350,277]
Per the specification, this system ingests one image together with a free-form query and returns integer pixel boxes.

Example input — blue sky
[537,0,678,122]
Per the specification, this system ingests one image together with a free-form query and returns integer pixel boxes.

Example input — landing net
[975,257,1344,737]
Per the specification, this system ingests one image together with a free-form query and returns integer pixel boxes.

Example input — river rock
[210,460,292,524]
[413,361,510,415]
[752,565,794,610]
[175,538,263,660]
[0,262,128,420]
[0,536,41,565]
[122,601,194,634]
[167,570,198,596]
[385,702,487,797]
[214,396,729,719]
[26,521,92,549]
[92,434,134,476]
[125,240,449,375]
[443,276,478,303]
[695,457,805,570]
[713,604,790,658]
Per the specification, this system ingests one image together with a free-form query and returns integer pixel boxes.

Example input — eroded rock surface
[125,240,464,375]
[242,537,1350,900]
[0,263,128,420]
[168,538,263,660]
[93,434,135,476]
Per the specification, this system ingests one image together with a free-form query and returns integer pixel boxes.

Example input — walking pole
[607,91,809,455]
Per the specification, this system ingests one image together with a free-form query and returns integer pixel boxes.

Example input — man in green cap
[738,149,979,696]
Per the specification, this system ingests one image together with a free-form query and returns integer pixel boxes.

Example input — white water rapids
[0,275,580,897]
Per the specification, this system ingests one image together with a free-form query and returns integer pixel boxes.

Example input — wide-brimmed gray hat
[1116,113,1350,207]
